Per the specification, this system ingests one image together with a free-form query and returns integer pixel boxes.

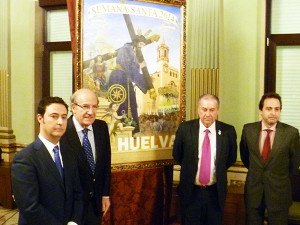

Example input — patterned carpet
[0,206,18,225]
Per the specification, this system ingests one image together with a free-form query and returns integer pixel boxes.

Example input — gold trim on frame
[74,0,186,167]
[111,159,176,170]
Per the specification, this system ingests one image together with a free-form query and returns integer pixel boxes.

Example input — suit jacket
[11,138,83,225]
[61,116,111,216]
[173,119,237,209]
[240,121,300,211]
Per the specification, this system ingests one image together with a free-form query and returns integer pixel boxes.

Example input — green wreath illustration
[107,84,127,104]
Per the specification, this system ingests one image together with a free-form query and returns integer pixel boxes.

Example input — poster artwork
[82,0,182,155]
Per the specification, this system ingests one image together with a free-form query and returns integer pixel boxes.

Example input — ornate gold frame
[74,0,186,168]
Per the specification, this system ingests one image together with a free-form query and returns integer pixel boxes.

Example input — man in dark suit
[173,94,237,225]
[11,97,83,225]
[61,88,111,225]
[240,92,300,225]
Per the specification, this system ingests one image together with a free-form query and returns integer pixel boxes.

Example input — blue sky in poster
[83,0,181,74]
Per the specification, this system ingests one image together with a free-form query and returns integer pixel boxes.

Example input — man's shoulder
[66,116,75,129]
[94,118,107,124]
[278,121,299,132]
[13,139,40,160]
[93,119,108,128]
[242,121,260,129]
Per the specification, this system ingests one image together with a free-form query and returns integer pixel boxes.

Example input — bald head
[71,88,99,105]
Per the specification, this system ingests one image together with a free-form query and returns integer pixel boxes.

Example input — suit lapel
[67,116,94,175]
[191,120,200,165]
[215,121,222,166]
[250,122,264,165]
[92,122,100,164]
[34,138,65,190]
[60,143,73,197]
[66,117,84,157]
[266,122,285,164]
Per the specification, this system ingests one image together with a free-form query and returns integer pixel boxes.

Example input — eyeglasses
[74,103,98,111]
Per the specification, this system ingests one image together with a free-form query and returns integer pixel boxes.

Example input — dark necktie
[82,128,95,174]
[199,129,211,186]
[262,129,272,163]
[53,145,63,179]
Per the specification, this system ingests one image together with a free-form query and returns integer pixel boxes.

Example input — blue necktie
[82,128,95,174]
[53,145,63,179]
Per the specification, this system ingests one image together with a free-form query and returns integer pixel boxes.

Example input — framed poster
[74,0,186,166]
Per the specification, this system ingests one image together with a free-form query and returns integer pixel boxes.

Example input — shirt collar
[38,134,59,151]
[199,119,216,134]
[261,121,277,131]
[72,115,93,132]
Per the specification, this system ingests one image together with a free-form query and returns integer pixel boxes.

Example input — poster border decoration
[74,0,186,168]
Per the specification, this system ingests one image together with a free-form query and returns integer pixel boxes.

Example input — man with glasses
[62,88,111,225]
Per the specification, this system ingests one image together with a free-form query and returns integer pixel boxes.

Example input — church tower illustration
[136,40,180,115]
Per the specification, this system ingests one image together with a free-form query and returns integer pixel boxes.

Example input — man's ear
[71,103,76,114]
[37,114,43,124]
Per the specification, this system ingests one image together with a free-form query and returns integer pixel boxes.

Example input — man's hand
[102,197,110,216]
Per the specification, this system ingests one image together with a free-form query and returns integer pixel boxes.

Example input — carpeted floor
[0,206,181,225]
[0,206,18,225]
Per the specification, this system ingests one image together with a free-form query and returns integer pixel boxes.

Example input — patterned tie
[199,129,211,186]
[82,128,95,174]
[53,145,63,179]
[262,129,272,163]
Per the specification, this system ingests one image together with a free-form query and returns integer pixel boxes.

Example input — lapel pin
[218,130,221,135]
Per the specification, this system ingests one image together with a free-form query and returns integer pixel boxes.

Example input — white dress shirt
[194,120,217,186]
[38,134,63,167]
[72,116,96,162]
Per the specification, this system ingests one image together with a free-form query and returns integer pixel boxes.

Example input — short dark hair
[37,96,68,116]
[259,92,282,110]
[198,94,220,108]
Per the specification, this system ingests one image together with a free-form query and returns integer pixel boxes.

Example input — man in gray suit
[240,92,300,225]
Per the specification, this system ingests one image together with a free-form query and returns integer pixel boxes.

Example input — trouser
[180,184,222,225]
